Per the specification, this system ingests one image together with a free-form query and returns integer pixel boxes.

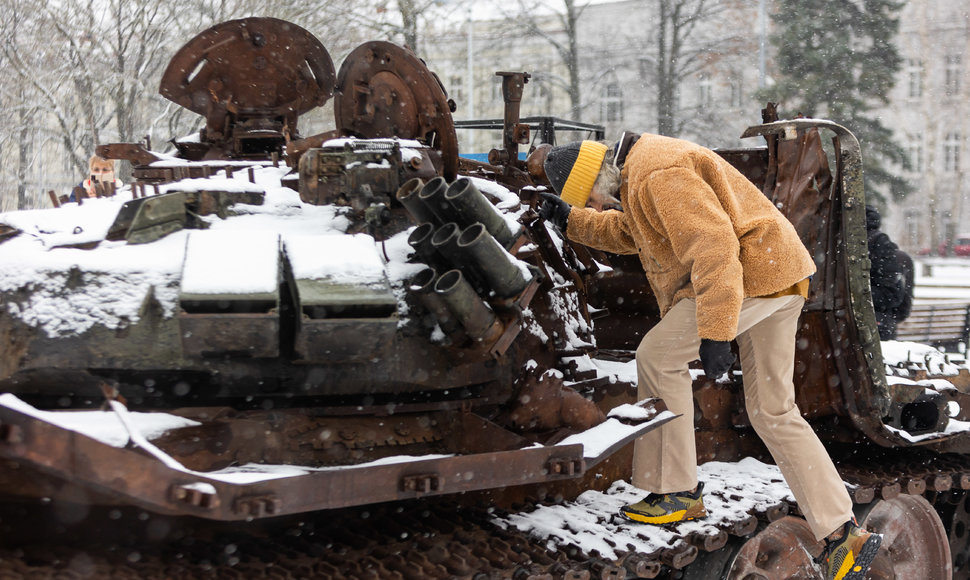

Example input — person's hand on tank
[538,192,571,230]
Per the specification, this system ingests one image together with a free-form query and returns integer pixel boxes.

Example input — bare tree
[0,0,403,208]
[0,0,65,208]
[0,0,182,181]
[484,0,741,133]
[493,0,587,121]
[645,0,738,136]
[15,83,34,209]
[329,0,459,58]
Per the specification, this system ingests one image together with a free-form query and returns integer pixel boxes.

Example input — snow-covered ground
[914,257,970,302]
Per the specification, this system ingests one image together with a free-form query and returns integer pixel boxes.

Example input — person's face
[586,188,621,212]
[90,162,114,183]
[586,194,608,211]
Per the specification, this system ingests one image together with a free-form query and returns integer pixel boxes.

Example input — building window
[698,73,713,108]
[906,59,922,98]
[729,79,743,108]
[531,79,551,108]
[944,132,961,172]
[601,82,624,122]
[638,58,652,79]
[904,209,920,249]
[907,133,923,173]
[449,76,463,102]
[945,55,962,96]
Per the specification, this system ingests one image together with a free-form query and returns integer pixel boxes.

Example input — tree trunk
[17,102,31,210]
[565,0,582,121]
[656,0,674,135]
[400,0,420,54]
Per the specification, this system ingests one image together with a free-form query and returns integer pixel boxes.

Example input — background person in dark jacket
[866,205,907,340]
[892,248,915,336]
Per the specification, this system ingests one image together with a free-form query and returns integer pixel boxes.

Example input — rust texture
[158,17,335,160]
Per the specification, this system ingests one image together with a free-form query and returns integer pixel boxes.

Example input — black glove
[699,339,736,379]
[538,192,571,230]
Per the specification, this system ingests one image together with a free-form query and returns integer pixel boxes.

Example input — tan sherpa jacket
[566,133,816,341]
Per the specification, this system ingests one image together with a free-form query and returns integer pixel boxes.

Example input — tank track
[486,450,970,578]
[0,452,967,579]
[0,499,656,579]
[836,451,970,503]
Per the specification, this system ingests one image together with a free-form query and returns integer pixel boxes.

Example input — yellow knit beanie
[543,140,608,207]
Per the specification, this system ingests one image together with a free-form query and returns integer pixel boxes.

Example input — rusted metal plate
[177,230,281,358]
[96,143,162,166]
[334,41,458,181]
[0,224,18,245]
[743,119,896,440]
[179,313,279,358]
[294,318,397,363]
[106,192,187,242]
[0,398,671,519]
[158,17,335,160]
[159,17,334,121]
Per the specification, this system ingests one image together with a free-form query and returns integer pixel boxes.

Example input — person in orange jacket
[538,134,881,580]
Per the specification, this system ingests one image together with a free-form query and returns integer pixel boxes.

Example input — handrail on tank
[742,118,968,449]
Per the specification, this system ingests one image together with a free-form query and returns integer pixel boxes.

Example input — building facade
[421,0,770,156]
[423,0,968,256]
[879,0,969,255]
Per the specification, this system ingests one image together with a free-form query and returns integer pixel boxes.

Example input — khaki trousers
[631,294,853,541]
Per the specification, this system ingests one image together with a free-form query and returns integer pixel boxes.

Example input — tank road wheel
[858,494,952,580]
[682,517,822,580]
[935,491,970,579]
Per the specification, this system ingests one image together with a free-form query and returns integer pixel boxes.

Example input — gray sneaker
[818,519,882,580]
[619,482,707,524]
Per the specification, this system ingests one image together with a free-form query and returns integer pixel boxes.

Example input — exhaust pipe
[430,222,463,265]
[417,176,460,225]
[409,268,465,339]
[445,178,521,249]
[434,270,501,341]
[396,178,437,225]
[408,222,449,271]
[458,223,532,298]
[431,222,486,292]
[889,390,950,435]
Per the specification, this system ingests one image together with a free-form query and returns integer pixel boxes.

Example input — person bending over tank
[537,134,882,580]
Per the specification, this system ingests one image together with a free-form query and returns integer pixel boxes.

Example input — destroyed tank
[0,16,969,580]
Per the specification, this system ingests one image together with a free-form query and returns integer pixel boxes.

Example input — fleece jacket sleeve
[565,207,639,255]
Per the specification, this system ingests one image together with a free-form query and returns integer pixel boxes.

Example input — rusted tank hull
[0,396,673,518]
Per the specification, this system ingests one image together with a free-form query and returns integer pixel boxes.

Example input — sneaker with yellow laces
[818,519,882,580]
[619,482,707,524]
